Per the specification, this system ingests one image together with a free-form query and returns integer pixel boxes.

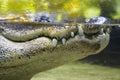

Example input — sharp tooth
[102,33,106,36]
[107,28,110,33]
[65,26,69,28]
[71,32,74,37]
[52,38,58,46]
[100,28,104,34]
[78,24,84,36]
[62,38,66,45]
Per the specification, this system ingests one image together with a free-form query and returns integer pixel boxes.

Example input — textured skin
[0,17,111,80]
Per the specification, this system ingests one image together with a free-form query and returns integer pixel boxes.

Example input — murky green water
[0,0,120,20]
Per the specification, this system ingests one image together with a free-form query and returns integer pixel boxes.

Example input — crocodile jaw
[0,23,110,80]
[0,31,110,80]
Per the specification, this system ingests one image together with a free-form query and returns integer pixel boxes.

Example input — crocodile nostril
[81,24,101,34]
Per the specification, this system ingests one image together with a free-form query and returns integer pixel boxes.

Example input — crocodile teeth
[78,24,84,36]
[71,32,74,37]
[102,33,106,36]
[107,28,110,33]
[100,28,104,34]
[62,38,66,45]
[52,38,58,46]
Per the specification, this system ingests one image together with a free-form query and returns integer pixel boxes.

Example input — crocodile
[0,16,114,80]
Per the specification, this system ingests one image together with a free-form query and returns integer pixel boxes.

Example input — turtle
[0,14,119,80]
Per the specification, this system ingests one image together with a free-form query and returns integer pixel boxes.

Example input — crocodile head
[0,17,111,80]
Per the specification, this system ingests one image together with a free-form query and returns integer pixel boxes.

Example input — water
[0,0,120,22]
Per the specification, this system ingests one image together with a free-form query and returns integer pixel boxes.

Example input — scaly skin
[0,20,111,80]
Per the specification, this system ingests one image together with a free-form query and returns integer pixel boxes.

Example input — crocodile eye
[85,16,110,24]
[31,12,54,23]
[35,15,51,23]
